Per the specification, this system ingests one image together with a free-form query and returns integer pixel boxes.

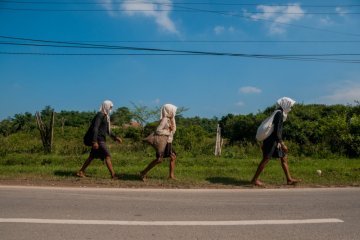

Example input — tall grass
[0,129,359,188]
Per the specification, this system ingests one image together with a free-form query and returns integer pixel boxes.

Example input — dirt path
[1,177,353,189]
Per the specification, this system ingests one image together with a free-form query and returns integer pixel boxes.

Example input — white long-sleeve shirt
[156,117,176,143]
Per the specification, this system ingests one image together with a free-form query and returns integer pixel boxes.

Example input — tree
[219,114,258,144]
[12,112,34,132]
[56,110,95,127]
[130,102,159,126]
[35,110,55,154]
[111,107,133,126]
[176,125,209,153]
[130,103,188,126]
[0,119,12,137]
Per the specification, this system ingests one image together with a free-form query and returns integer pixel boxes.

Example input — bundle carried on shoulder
[255,110,281,141]
[143,132,168,152]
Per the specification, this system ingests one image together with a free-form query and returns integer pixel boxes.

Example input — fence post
[215,124,222,156]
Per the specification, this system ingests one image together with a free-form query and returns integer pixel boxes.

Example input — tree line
[0,102,359,158]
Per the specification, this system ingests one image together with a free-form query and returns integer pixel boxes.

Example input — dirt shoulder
[1,178,357,189]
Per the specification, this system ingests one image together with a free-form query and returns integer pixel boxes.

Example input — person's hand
[115,137,122,144]
[92,142,99,150]
[280,142,288,153]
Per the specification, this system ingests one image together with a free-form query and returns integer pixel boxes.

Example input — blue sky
[1,0,360,120]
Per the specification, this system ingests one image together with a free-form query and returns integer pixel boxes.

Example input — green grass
[0,151,359,188]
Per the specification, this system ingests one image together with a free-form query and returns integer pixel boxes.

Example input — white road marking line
[0,218,343,226]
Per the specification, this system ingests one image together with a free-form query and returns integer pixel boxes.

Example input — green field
[1,103,360,188]
[1,146,359,188]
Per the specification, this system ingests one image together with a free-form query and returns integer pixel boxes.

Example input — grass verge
[0,152,359,188]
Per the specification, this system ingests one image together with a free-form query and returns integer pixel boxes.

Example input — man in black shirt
[77,100,122,179]
[251,97,300,187]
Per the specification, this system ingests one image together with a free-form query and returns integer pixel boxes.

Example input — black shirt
[262,109,284,158]
[88,112,116,143]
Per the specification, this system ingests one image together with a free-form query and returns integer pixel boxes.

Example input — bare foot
[251,180,264,187]
[111,174,119,180]
[76,171,86,178]
[139,172,146,182]
[168,176,177,181]
[287,179,301,185]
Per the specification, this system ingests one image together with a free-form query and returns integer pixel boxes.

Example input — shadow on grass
[206,177,252,187]
[54,170,77,177]
[120,173,142,181]
[54,171,142,181]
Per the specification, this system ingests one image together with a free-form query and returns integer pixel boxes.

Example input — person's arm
[167,120,176,143]
[273,111,283,142]
[99,115,122,144]
[170,119,176,134]
[273,111,288,153]
[109,131,122,143]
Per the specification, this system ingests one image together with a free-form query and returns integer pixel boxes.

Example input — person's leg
[140,156,163,181]
[168,153,176,180]
[251,157,270,186]
[97,142,117,179]
[280,156,300,185]
[104,156,117,179]
[77,155,94,177]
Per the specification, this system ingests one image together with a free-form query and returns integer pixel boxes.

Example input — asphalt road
[0,186,359,240]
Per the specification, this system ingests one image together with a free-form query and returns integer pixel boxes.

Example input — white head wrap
[100,100,113,116]
[160,104,177,142]
[99,100,114,134]
[276,97,296,121]
[160,104,177,120]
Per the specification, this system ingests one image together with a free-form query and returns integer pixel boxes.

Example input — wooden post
[35,111,55,153]
[215,124,222,156]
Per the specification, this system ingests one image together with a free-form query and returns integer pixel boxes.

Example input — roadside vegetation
[0,103,359,188]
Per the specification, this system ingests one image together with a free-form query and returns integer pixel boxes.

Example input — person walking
[77,100,122,179]
[251,97,300,186]
[140,104,177,181]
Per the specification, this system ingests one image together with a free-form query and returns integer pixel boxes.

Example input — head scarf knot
[99,100,114,134]
[276,97,296,121]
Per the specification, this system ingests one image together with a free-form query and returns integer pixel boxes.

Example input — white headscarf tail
[276,97,296,121]
[99,100,114,134]
[160,103,178,133]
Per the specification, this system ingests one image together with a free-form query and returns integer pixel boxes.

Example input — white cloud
[320,81,360,104]
[319,16,333,26]
[99,0,178,34]
[214,25,236,35]
[122,0,178,34]
[153,98,160,104]
[236,101,245,107]
[239,86,262,94]
[98,0,117,17]
[247,4,305,34]
[335,7,348,17]
[214,26,225,35]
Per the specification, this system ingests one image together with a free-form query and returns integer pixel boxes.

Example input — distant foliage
[1,103,360,158]
[219,103,360,157]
